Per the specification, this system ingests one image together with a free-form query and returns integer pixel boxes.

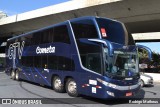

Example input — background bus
[5,16,152,99]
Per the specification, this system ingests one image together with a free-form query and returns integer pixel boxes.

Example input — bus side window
[41,29,53,44]
[32,32,41,45]
[21,56,26,66]
[25,34,33,46]
[53,25,70,44]
[21,56,34,67]
[58,56,75,71]
[34,56,41,68]
[71,19,98,39]
[48,56,58,70]
[42,56,48,68]
[28,56,34,67]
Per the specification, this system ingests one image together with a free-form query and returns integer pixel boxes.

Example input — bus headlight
[108,83,117,88]
[97,78,117,88]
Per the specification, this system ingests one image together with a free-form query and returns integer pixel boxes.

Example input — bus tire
[52,76,65,93]
[15,69,20,81]
[66,78,78,97]
[11,70,16,80]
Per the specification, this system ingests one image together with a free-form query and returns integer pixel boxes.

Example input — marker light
[107,91,115,97]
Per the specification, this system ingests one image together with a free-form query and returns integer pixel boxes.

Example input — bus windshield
[104,46,139,78]
[96,18,127,45]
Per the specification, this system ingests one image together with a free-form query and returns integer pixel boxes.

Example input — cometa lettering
[36,46,55,54]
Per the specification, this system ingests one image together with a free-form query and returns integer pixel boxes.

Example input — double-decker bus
[5,16,152,98]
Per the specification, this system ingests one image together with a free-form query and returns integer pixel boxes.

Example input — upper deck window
[22,25,71,46]
[71,19,99,39]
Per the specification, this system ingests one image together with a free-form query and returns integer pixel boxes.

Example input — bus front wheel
[52,76,65,93]
[66,78,78,97]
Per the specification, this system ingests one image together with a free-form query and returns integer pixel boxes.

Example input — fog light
[107,91,115,97]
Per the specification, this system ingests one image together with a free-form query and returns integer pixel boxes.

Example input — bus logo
[8,41,25,60]
[36,46,55,54]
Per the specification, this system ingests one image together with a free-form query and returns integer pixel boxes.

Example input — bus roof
[7,16,120,41]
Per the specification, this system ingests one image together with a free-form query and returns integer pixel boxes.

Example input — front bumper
[107,86,141,98]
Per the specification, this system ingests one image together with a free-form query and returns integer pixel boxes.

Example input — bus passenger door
[87,53,102,74]
[81,53,103,96]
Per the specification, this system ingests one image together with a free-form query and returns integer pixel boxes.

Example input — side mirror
[136,45,152,61]
[104,40,114,56]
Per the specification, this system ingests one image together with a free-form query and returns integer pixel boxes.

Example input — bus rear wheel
[15,70,20,81]
[52,76,65,93]
[11,70,15,80]
[66,78,78,97]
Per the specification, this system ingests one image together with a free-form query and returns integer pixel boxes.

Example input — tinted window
[96,18,126,45]
[32,32,41,45]
[21,55,75,71]
[34,56,41,68]
[24,34,33,46]
[22,56,41,68]
[53,25,70,44]
[58,56,75,71]
[21,56,34,67]
[48,56,75,71]
[48,56,58,70]
[21,56,26,66]
[42,56,48,68]
[77,41,102,74]
[128,33,135,45]
[71,19,102,74]
[71,19,99,39]
[41,29,53,44]
[23,25,70,46]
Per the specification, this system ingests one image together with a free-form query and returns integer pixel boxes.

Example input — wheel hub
[54,78,62,89]
[68,81,76,94]
[16,72,18,80]
[11,71,15,77]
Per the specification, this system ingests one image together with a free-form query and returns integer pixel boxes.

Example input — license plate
[126,92,132,96]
